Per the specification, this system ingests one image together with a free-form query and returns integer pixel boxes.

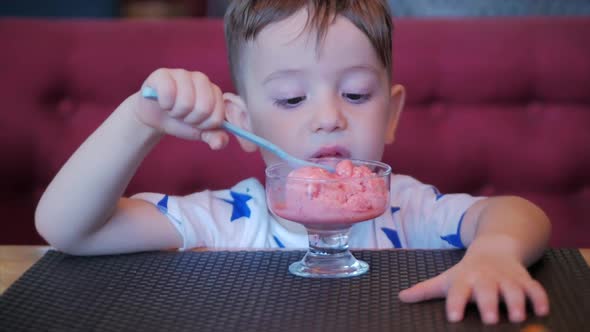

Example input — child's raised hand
[398,248,549,325]
[135,68,229,150]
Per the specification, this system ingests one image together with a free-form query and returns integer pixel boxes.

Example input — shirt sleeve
[391,174,486,249]
[130,178,269,250]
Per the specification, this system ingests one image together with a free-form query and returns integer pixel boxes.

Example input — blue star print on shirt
[157,195,169,212]
[432,186,445,200]
[220,191,252,222]
[273,235,285,248]
[381,206,402,248]
[440,211,466,248]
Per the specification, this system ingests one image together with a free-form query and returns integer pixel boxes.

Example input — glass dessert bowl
[266,158,391,278]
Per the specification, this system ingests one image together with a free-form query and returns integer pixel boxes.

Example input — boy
[35,0,550,325]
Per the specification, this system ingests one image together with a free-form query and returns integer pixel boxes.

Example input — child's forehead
[261,8,322,41]
[246,9,369,58]
[239,15,384,86]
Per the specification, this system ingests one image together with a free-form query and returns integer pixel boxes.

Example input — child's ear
[223,92,258,152]
[385,84,406,144]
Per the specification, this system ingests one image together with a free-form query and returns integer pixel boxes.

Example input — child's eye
[343,93,371,104]
[274,96,306,108]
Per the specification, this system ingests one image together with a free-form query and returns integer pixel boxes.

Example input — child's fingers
[523,279,550,317]
[183,72,216,125]
[201,130,229,150]
[473,280,499,324]
[161,117,202,141]
[445,282,471,322]
[196,84,225,130]
[144,69,176,111]
[168,69,196,118]
[398,273,447,303]
[499,280,526,322]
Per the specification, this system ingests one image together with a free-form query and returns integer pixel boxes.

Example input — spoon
[141,86,335,172]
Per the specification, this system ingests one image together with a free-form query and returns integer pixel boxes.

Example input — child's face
[231,9,404,166]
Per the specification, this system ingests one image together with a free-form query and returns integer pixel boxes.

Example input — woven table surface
[1,249,588,331]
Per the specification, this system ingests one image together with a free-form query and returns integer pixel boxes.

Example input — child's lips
[310,146,351,159]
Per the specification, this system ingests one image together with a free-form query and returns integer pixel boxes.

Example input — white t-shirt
[132,174,485,250]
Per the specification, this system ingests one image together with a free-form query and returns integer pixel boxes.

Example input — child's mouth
[310,146,351,159]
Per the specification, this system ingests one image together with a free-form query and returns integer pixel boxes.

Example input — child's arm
[399,196,551,324]
[35,69,228,255]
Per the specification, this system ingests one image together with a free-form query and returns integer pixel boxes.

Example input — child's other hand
[135,68,229,150]
[398,250,549,325]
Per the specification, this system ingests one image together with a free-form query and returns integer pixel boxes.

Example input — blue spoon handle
[141,86,335,172]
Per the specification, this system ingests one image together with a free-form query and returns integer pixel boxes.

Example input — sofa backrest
[1,18,589,246]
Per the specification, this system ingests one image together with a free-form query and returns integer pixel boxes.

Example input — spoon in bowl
[141,86,335,172]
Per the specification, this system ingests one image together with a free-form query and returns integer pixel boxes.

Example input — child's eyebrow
[262,69,304,85]
[263,65,380,84]
[338,65,381,76]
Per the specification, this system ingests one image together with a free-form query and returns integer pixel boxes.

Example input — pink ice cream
[272,160,389,228]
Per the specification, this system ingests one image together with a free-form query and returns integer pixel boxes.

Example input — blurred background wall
[2,0,590,18]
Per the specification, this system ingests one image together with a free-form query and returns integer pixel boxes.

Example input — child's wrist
[120,93,165,141]
[466,234,524,262]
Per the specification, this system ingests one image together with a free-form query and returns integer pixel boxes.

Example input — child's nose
[311,99,347,133]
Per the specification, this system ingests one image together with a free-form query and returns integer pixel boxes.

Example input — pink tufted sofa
[1,17,589,247]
